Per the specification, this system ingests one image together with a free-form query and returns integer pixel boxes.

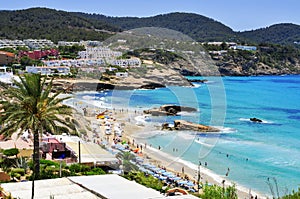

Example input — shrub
[11,168,25,176]
[69,163,90,173]
[40,159,59,167]
[200,183,238,199]
[3,148,19,157]
[84,167,106,175]
[281,187,300,199]
[123,171,163,191]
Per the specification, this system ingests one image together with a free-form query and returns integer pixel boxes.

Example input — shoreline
[67,96,268,199]
[123,132,266,199]
[101,107,267,198]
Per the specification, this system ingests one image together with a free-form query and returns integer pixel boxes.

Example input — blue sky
[2,0,300,31]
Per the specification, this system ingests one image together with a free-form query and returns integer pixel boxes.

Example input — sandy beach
[119,115,266,199]
[71,100,267,199]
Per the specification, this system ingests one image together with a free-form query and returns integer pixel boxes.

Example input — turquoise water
[75,75,300,196]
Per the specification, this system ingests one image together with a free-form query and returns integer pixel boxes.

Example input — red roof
[0,51,15,58]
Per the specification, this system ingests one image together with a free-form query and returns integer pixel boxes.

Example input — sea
[70,75,300,196]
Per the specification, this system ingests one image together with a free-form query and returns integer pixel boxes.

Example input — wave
[215,126,237,133]
[82,95,97,100]
[195,139,215,148]
[191,83,202,88]
[132,130,169,139]
[134,115,151,126]
[176,111,199,117]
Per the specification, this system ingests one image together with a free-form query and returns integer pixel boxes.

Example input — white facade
[0,39,26,49]
[43,58,105,67]
[23,39,55,49]
[116,72,128,78]
[111,58,141,68]
[58,41,81,46]
[26,66,70,75]
[78,47,122,59]
[0,66,15,85]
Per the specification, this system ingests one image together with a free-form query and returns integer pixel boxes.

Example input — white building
[0,66,16,85]
[43,58,105,67]
[58,41,81,46]
[78,47,122,59]
[0,39,26,49]
[26,66,70,75]
[116,72,128,78]
[23,39,55,49]
[111,58,141,68]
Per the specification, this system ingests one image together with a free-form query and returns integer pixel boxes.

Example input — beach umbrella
[145,170,154,175]
[159,176,167,180]
[153,174,160,178]
[143,164,155,169]
[171,176,182,181]
[139,167,147,172]
[135,157,144,163]
[162,172,173,176]
[151,167,161,172]
[186,181,195,187]
[158,169,166,174]
[189,188,196,193]
[165,173,176,178]
[178,180,188,185]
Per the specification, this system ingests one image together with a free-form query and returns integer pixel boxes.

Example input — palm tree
[0,73,73,199]
[116,151,138,173]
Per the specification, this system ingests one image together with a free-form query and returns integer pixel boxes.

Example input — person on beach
[182,166,185,174]
[226,167,230,176]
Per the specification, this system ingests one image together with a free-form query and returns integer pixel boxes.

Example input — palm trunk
[32,131,40,199]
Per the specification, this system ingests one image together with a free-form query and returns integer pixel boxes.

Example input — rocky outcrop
[139,83,165,89]
[187,79,208,83]
[144,105,197,116]
[162,120,220,132]
[250,117,263,123]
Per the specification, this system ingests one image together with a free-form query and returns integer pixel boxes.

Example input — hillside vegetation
[0,8,120,42]
[240,23,300,46]
[1,7,300,46]
[76,12,237,42]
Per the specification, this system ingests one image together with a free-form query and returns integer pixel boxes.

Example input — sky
[1,0,300,31]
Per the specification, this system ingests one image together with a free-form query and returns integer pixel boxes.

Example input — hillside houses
[26,66,70,75]
[78,47,122,59]
[0,39,54,49]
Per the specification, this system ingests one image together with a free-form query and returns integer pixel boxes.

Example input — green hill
[239,23,300,45]
[0,7,120,42]
[75,12,300,46]
[1,7,300,46]
[75,12,237,42]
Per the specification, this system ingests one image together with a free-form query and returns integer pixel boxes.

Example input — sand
[77,103,267,199]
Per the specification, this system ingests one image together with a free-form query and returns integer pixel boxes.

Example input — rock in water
[144,104,197,116]
[250,117,263,123]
